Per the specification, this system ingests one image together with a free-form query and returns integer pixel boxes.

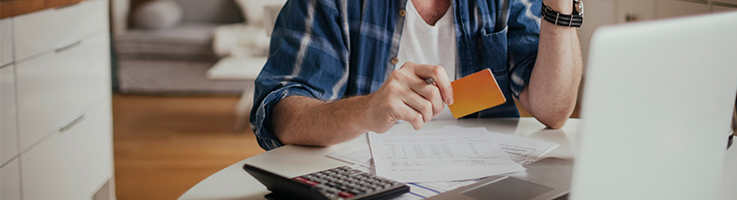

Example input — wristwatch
[541,0,584,28]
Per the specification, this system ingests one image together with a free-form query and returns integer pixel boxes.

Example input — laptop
[430,11,737,200]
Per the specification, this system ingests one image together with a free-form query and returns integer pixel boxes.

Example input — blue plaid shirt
[251,0,542,150]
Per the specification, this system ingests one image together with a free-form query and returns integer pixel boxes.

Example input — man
[251,0,582,150]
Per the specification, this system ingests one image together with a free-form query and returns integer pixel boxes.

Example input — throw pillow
[134,0,184,29]
[234,0,286,27]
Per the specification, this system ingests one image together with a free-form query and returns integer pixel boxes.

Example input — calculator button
[293,177,318,186]
[338,191,354,198]
[305,180,318,186]
[349,189,363,195]
[327,188,341,194]
[315,184,328,190]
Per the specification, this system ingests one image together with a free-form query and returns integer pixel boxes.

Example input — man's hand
[271,62,453,147]
[363,62,454,133]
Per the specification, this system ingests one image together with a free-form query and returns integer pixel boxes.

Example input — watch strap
[541,2,583,27]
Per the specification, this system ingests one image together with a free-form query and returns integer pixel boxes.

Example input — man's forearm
[271,95,371,147]
[270,63,453,147]
[520,0,583,129]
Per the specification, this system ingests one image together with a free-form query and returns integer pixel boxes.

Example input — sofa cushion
[234,0,286,27]
[118,59,251,94]
[116,23,218,60]
[134,0,184,29]
[177,0,244,24]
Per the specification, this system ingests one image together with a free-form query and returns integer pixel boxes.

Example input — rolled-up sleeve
[250,0,350,151]
[507,0,541,98]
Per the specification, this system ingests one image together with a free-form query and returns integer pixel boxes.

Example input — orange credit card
[448,68,506,118]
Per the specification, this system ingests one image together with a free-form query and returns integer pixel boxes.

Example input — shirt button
[390,57,399,65]
[399,9,406,17]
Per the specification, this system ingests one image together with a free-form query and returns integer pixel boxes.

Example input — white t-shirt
[394,0,457,120]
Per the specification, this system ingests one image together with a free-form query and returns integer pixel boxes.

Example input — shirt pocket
[478,26,509,75]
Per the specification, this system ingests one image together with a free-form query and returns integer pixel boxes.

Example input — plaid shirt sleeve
[250,0,350,151]
[507,0,542,98]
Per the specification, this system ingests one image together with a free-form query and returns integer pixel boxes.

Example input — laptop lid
[572,11,737,200]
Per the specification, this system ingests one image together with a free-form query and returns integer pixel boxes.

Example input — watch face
[578,1,584,17]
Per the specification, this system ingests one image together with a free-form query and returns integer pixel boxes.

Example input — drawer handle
[55,41,82,53]
[60,115,85,133]
[55,2,81,10]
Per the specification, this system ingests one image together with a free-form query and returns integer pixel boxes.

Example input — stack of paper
[367,128,525,183]
[326,126,560,200]
[439,126,559,165]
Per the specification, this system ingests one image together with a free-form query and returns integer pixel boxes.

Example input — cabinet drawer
[16,34,110,151]
[78,0,109,39]
[1,65,18,165]
[20,100,113,200]
[1,18,12,66]
[13,0,107,61]
[1,159,21,200]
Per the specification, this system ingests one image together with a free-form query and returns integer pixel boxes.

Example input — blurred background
[0,0,735,199]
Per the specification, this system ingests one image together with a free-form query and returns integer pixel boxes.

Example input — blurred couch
[112,0,252,94]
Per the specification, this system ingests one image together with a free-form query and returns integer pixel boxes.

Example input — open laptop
[430,11,737,200]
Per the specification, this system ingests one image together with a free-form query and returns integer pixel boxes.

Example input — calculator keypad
[292,166,404,199]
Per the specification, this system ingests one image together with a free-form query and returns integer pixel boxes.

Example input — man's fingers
[409,81,444,117]
[393,102,425,130]
[410,65,454,105]
[401,92,433,122]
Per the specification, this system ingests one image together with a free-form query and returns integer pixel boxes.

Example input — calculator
[243,164,409,200]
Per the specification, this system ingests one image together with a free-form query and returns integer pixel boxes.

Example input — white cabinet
[656,0,710,19]
[12,0,108,61]
[1,65,18,165]
[1,159,21,200]
[79,0,109,38]
[1,19,12,66]
[21,101,113,200]
[0,0,115,199]
[16,34,111,151]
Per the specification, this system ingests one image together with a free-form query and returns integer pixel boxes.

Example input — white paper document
[348,164,480,200]
[367,128,525,182]
[328,127,560,199]
[439,126,560,165]
[327,144,373,168]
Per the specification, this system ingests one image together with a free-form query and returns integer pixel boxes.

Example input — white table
[207,56,268,130]
[179,118,737,200]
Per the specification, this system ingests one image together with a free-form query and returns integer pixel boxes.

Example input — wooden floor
[111,94,579,200]
[112,94,265,200]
